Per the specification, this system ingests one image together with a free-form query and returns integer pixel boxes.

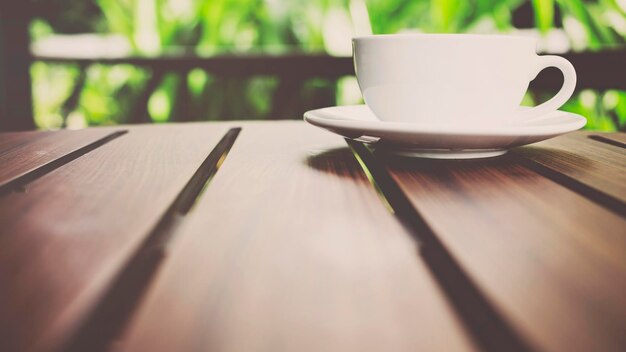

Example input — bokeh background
[22,0,626,130]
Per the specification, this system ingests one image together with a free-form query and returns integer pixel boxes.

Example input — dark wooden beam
[531,49,626,91]
[34,49,626,90]
[34,53,355,79]
[0,2,35,131]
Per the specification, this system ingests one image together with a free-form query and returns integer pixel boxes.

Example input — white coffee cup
[352,34,576,126]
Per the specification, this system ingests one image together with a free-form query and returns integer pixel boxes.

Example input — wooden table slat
[0,124,229,352]
[512,132,626,210]
[0,129,122,190]
[119,122,477,352]
[378,149,626,352]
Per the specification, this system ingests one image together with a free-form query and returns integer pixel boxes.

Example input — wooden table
[0,122,624,352]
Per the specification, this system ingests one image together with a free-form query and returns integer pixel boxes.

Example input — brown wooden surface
[118,122,475,352]
[0,129,121,189]
[0,125,624,352]
[512,132,626,208]
[378,144,626,352]
[0,124,228,352]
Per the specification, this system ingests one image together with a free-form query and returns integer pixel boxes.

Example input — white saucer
[304,105,586,159]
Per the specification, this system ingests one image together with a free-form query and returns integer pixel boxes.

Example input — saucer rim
[304,104,586,137]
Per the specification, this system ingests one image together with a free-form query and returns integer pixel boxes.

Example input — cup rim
[352,33,536,43]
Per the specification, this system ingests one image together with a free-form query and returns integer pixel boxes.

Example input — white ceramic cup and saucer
[304,34,586,159]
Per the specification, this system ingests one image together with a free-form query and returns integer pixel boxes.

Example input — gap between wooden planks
[363,132,626,352]
[0,128,125,192]
[0,124,230,352]
[116,122,477,352]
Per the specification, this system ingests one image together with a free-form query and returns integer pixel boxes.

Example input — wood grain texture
[0,128,120,188]
[512,132,626,208]
[380,151,626,352]
[0,124,229,352]
[118,122,476,352]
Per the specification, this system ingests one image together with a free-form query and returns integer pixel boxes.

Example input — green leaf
[532,0,555,33]
[148,74,179,122]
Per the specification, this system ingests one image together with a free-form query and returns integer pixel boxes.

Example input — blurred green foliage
[30,0,626,130]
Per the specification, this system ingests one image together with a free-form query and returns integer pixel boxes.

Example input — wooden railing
[31,49,626,125]
[36,49,626,90]
[2,29,626,130]
[34,53,356,124]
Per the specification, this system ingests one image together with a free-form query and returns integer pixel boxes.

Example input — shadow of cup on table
[305,146,366,179]
[305,141,594,191]
[377,145,593,176]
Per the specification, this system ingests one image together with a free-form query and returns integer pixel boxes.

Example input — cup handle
[517,55,577,121]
